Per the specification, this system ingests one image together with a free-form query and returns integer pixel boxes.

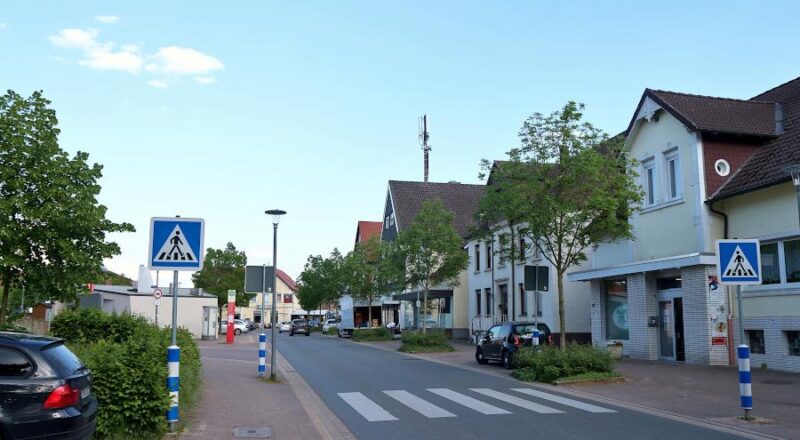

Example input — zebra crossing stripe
[338,392,398,422]
[384,390,456,418]
[427,388,511,415]
[512,388,616,413]
[469,388,564,414]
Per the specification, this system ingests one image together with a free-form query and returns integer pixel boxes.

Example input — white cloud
[194,75,216,85]
[49,28,143,73]
[94,15,120,24]
[147,46,224,75]
[147,79,169,88]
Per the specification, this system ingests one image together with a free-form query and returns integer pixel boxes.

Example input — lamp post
[786,165,800,230]
[265,209,286,380]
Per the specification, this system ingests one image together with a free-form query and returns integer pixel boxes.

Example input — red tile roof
[356,221,383,244]
[276,269,298,292]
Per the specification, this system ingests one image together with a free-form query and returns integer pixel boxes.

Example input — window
[283,294,293,304]
[605,280,629,340]
[761,243,780,285]
[474,244,480,271]
[486,242,492,270]
[498,234,508,265]
[746,330,765,354]
[656,276,682,290]
[533,244,541,260]
[518,283,526,315]
[787,331,800,356]
[665,150,681,200]
[484,288,492,315]
[475,290,482,315]
[519,236,526,261]
[488,326,501,339]
[643,159,656,206]
[0,348,33,377]
[784,239,800,283]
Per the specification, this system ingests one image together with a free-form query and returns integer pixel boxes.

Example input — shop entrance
[658,290,685,361]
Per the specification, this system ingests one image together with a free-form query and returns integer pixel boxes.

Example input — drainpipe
[491,233,495,324]
[707,199,734,365]
[510,224,516,321]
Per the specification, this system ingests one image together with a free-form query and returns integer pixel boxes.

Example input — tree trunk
[557,270,566,350]
[0,276,11,325]
[367,296,373,329]
[422,287,428,335]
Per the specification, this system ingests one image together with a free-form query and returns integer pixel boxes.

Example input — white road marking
[338,392,398,422]
[383,390,456,418]
[427,388,511,415]
[512,388,617,413]
[469,388,564,414]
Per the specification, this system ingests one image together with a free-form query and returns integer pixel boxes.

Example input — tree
[191,242,248,307]
[343,236,402,328]
[297,249,345,318]
[396,199,468,334]
[0,90,134,323]
[478,101,642,349]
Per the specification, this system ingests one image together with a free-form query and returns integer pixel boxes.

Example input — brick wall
[590,280,604,347]
[733,316,800,373]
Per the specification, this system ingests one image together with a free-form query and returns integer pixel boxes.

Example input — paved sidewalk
[361,339,800,440]
[178,332,354,440]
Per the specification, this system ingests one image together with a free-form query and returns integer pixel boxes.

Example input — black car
[475,322,553,369]
[289,319,310,336]
[0,332,97,440]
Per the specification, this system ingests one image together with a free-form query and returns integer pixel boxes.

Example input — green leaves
[191,242,247,307]
[297,249,346,313]
[0,90,134,321]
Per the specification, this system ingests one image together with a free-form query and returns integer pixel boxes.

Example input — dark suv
[0,332,97,440]
[289,319,310,336]
[475,322,552,369]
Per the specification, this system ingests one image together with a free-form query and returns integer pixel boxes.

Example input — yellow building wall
[452,269,469,330]
[720,182,798,238]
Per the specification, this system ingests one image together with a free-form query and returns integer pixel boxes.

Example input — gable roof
[355,221,382,244]
[388,180,485,239]
[627,89,778,138]
[276,269,298,292]
[710,77,800,200]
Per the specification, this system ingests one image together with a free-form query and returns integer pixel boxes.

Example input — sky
[3,1,800,287]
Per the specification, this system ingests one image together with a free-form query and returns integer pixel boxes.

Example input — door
[659,301,675,359]
[674,298,685,361]
[484,326,501,358]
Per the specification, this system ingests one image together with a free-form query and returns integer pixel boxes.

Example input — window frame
[518,236,526,262]
[642,158,656,207]
[604,280,629,341]
[745,329,765,354]
[486,242,492,270]
[475,289,482,315]
[664,149,682,201]
[474,244,480,272]
[518,283,526,316]
[787,331,800,357]
[0,346,35,378]
[484,288,492,315]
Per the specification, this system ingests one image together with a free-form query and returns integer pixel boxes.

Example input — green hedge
[351,327,392,341]
[399,330,454,353]
[53,309,201,439]
[325,327,339,336]
[512,344,613,384]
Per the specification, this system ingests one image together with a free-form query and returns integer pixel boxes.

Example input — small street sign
[87,283,95,292]
[244,265,274,293]
[228,290,236,302]
[154,288,163,300]
[154,299,161,306]
[717,239,762,285]
[148,217,205,271]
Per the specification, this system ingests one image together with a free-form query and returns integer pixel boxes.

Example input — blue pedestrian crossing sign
[716,239,761,285]
[148,217,205,271]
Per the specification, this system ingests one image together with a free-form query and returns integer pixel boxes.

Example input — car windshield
[513,325,540,336]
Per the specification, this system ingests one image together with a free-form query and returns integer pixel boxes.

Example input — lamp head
[265,209,287,225]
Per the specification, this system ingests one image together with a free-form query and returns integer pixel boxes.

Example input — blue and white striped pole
[167,345,180,427]
[258,333,267,377]
[737,344,752,418]
[532,329,540,346]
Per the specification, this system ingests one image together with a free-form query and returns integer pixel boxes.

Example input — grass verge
[399,344,454,353]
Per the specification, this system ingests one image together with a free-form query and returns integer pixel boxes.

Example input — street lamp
[786,165,800,230]
[265,209,286,380]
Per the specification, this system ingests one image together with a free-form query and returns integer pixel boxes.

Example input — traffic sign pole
[168,269,179,431]
[227,290,235,344]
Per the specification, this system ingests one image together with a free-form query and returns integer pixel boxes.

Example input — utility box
[202,306,219,340]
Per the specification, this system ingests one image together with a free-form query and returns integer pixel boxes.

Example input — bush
[512,343,613,384]
[399,330,454,353]
[325,327,338,336]
[351,327,392,341]
[55,309,201,439]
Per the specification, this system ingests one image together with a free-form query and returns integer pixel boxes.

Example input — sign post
[149,217,204,432]
[154,288,163,327]
[716,239,761,419]
[524,265,549,346]
[227,290,236,344]
[245,265,274,377]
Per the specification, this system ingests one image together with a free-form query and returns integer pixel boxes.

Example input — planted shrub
[351,327,392,341]
[325,327,339,336]
[512,343,613,383]
[399,330,454,353]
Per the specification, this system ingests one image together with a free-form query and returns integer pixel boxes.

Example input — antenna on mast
[419,114,431,182]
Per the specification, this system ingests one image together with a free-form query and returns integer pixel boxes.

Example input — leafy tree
[396,199,468,334]
[0,90,134,323]
[342,236,402,328]
[297,249,345,317]
[191,242,248,307]
[478,102,642,348]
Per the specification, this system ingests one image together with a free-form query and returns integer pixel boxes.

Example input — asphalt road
[277,333,746,440]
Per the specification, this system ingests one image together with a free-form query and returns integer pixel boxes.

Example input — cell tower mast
[419,114,431,182]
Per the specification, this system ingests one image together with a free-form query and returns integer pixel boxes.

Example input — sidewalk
[178,332,354,440]
[362,339,800,440]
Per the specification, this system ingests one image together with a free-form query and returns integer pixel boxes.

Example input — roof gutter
[705,199,728,239]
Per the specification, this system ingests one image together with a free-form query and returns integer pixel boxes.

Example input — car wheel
[502,350,513,370]
[234,329,242,335]
[290,332,294,336]
[475,348,489,365]
[338,330,342,338]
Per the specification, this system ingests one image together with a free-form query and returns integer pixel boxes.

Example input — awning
[392,289,453,301]
[567,252,717,282]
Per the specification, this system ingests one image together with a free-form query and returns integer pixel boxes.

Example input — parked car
[307,319,321,328]
[242,319,257,331]
[0,331,98,440]
[475,322,553,369]
[220,319,249,335]
[290,319,310,336]
[278,321,292,333]
[321,319,338,333]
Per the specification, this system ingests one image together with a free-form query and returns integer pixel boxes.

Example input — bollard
[258,333,267,377]
[737,344,753,418]
[532,329,540,346]
[167,345,180,428]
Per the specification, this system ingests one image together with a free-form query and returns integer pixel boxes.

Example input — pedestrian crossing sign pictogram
[148,217,205,271]
[716,239,761,285]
